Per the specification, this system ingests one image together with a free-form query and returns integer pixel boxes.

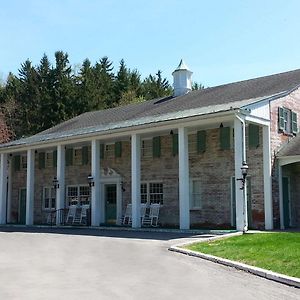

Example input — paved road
[0,228,299,300]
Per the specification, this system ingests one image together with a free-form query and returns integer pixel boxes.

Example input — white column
[131,133,141,228]
[91,139,100,226]
[234,118,245,231]
[6,156,12,223]
[26,149,35,225]
[263,125,273,230]
[278,165,284,229]
[178,127,190,230]
[56,145,65,225]
[0,153,8,224]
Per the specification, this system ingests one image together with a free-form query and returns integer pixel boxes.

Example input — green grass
[186,233,300,278]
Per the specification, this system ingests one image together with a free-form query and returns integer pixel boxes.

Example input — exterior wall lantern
[53,176,59,189]
[88,174,94,187]
[237,161,248,190]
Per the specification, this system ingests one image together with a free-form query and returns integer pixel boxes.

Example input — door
[282,177,290,228]
[19,188,26,224]
[231,177,252,228]
[105,184,117,224]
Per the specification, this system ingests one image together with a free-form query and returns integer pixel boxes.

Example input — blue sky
[1,0,300,87]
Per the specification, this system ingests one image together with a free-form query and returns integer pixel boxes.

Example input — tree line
[0,51,203,139]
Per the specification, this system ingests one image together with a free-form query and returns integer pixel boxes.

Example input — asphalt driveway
[0,227,299,300]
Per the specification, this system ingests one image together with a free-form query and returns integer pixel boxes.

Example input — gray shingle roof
[2,67,300,149]
[277,136,300,157]
[40,68,300,136]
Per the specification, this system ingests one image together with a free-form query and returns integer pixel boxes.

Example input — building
[0,60,299,230]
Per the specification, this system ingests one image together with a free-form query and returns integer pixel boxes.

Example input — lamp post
[236,161,249,232]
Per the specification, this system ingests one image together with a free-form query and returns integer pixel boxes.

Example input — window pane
[51,198,56,209]
[141,183,147,203]
[149,183,163,204]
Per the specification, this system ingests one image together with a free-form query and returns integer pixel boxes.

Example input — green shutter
[152,136,161,158]
[115,142,122,158]
[248,124,260,148]
[66,148,73,166]
[197,130,206,153]
[13,155,21,172]
[100,144,104,159]
[172,134,178,156]
[38,152,45,169]
[82,146,89,165]
[220,127,230,150]
[278,107,285,131]
[53,150,57,167]
[292,111,298,134]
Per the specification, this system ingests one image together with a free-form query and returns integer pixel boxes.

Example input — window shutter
[172,134,178,156]
[220,127,230,150]
[66,148,73,166]
[291,111,298,134]
[278,107,285,131]
[152,136,161,158]
[197,130,206,153]
[13,155,21,172]
[248,124,260,148]
[53,150,57,167]
[38,152,45,169]
[115,142,122,158]
[82,146,89,165]
[100,144,104,159]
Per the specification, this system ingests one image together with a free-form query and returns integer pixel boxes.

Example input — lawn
[186,232,300,278]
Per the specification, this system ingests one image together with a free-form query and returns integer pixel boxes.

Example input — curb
[168,235,300,288]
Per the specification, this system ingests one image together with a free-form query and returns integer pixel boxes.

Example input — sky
[1,0,300,87]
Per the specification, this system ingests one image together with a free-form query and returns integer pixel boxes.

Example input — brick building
[0,61,299,230]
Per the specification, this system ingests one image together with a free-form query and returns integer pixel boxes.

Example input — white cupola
[172,59,193,97]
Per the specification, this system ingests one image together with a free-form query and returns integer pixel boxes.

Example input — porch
[0,112,273,231]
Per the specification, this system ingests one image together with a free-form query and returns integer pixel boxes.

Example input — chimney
[172,59,193,97]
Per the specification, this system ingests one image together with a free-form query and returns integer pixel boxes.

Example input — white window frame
[43,186,56,211]
[141,139,152,158]
[283,108,292,133]
[190,179,202,210]
[66,184,90,207]
[140,181,164,205]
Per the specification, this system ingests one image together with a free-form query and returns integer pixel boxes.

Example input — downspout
[235,114,248,232]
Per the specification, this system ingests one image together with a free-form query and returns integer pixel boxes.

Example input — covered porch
[0,110,273,231]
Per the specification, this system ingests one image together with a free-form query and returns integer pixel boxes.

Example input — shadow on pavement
[0,225,226,241]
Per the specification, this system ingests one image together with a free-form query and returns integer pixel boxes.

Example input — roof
[277,136,300,157]
[173,59,191,72]
[2,67,300,149]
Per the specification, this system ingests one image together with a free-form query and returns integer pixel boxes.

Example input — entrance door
[282,177,290,228]
[19,188,26,224]
[105,184,117,224]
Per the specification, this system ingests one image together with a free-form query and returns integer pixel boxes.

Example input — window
[140,182,163,205]
[66,185,90,206]
[43,187,56,210]
[105,144,114,158]
[21,155,27,170]
[190,180,202,209]
[45,152,53,168]
[142,139,152,158]
[278,107,298,134]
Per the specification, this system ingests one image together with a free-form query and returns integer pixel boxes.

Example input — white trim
[263,125,273,230]
[178,127,190,229]
[244,115,270,126]
[25,149,34,225]
[42,186,56,211]
[278,155,300,166]
[0,153,8,224]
